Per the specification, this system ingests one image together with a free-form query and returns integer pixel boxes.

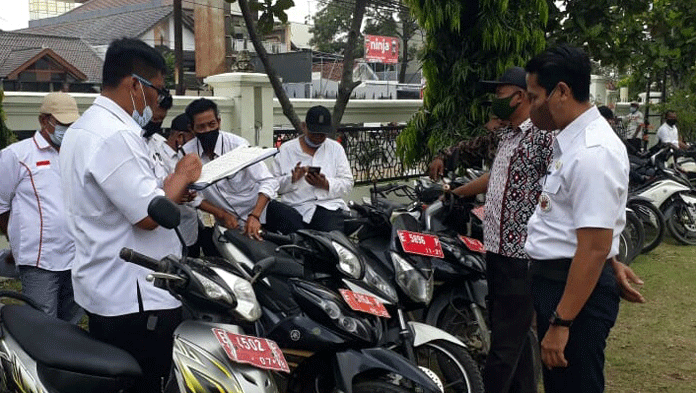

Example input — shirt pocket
[542,174,561,195]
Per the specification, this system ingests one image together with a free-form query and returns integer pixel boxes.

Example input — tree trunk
[398,35,408,83]
[332,0,367,130]
[237,0,302,132]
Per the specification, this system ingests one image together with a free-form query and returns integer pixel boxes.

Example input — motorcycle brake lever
[146,272,186,283]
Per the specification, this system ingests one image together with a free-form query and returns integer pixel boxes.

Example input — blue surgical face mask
[49,122,69,146]
[130,82,153,127]
[304,135,323,148]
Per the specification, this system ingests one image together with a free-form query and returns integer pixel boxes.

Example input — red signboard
[365,35,399,64]
[397,230,445,258]
[458,235,485,254]
[339,289,390,318]
[212,329,290,373]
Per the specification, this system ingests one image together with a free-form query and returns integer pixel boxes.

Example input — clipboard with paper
[190,146,278,190]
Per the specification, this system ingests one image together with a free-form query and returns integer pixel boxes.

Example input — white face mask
[48,122,69,146]
[130,82,153,128]
[630,107,637,113]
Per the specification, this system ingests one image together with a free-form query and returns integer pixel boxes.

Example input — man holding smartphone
[271,106,354,232]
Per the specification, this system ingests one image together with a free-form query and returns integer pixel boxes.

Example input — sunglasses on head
[132,73,173,110]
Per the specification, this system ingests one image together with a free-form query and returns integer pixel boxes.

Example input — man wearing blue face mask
[60,38,202,392]
[0,92,81,322]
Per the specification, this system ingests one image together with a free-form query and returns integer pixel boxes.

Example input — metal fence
[274,125,429,185]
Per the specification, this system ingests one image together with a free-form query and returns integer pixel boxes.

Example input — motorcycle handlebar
[373,183,398,194]
[120,248,163,271]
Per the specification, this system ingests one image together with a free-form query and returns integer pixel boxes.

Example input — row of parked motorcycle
[0,176,504,392]
[1,143,692,393]
[620,145,696,264]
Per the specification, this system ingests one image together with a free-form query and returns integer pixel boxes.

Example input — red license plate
[212,329,290,373]
[397,230,444,258]
[339,289,390,318]
[471,205,485,221]
[458,235,485,253]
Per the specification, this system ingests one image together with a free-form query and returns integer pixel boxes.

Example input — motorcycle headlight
[191,270,235,306]
[292,282,374,343]
[211,267,262,322]
[332,241,362,279]
[391,252,433,304]
[363,263,398,304]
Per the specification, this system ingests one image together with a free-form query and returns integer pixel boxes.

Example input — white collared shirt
[656,122,679,147]
[182,132,277,224]
[524,106,629,260]
[625,110,644,138]
[60,95,181,316]
[145,134,199,246]
[0,131,75,270]
[271,137,353,222]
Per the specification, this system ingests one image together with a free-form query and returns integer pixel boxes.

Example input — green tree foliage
[310,0,359,55]
[397,0,548,165]
[0,89,16,149]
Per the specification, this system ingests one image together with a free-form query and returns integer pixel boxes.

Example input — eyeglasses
[132,73,173,110]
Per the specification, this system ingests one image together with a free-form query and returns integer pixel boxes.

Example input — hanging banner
[364,35,399,64]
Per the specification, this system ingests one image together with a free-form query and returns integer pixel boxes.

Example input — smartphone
[307,166,321,174]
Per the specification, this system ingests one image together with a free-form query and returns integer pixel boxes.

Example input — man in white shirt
[525,45,631,393]
[0,92,81,322]
[656,110,686,150]
[145,112,202,256]
[60,38,201,393]
[622,102,644,153]
[272,105,353,232]
[182,98,289,240]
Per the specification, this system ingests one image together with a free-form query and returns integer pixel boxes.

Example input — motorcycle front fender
[678,192,696,206]
[409,321,468,349]
[333,347,441,393]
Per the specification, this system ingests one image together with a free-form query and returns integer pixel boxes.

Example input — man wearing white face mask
[60,38,202,392]
[0,92,81,322]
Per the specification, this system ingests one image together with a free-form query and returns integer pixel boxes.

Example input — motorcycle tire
[628,199,666,253]
[414,340,484,393]
[664,200,696,245]
[624,209,645,265]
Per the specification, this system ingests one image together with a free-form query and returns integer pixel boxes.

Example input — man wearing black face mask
[656,110,687,150]
[444,67,554,393]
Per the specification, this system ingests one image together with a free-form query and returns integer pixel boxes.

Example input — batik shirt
[483,119,554,258]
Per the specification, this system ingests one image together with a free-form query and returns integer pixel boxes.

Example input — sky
[0,0,316,31]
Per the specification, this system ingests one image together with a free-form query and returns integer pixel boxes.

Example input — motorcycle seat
[223,229,304,277]
[1,305,142,379]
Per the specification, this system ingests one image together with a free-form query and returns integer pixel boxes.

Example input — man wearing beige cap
[0,92,82,322]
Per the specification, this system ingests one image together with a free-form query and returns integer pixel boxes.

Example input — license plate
[339,289,390,318]
[471,205,485,221]
[212,329,290,373]
[458,235,485,253]
[397,230,444,258]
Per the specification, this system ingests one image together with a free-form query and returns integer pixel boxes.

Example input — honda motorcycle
[0,196,279,393]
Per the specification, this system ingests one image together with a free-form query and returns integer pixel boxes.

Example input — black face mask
[196,129,219,154]
[142,121,163,138]
[667,119,678,127]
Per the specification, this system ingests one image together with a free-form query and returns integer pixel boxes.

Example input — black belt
[529,258,612,282]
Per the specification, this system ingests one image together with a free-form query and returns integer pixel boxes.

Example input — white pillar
[203,72,274,147]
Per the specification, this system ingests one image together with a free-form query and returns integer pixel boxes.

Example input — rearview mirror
[147,196,181,229]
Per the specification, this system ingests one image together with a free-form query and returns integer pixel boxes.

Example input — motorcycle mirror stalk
[148,196,189,261]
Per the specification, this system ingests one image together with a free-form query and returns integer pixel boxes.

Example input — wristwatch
[549,310,573,327]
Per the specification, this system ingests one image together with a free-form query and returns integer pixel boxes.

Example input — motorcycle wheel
[415,340,484,393]
[664,200,696,245]
[623,209,645,265]
[426,292,488,367]
[628,199,666,253]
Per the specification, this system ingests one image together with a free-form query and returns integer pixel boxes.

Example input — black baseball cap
[305,105,333,134]
[479,67,527,92]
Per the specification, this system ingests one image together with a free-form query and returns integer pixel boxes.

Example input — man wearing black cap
[271,105,353,232]
[442,67,554,393]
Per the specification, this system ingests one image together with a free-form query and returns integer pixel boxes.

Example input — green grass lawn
[605,239,696,392]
